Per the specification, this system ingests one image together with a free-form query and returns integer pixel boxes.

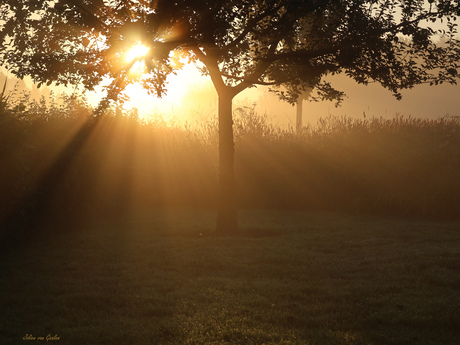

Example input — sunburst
[124,42,150,63]
[124,42,150,77]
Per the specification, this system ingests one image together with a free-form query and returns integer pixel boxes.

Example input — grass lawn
[1,210,459,344]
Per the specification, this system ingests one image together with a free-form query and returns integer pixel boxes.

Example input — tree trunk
[296,97,303,135]
[215,89,238,234]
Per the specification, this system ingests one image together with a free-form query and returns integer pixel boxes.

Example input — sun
[124,43,150,76]
[125,42,150,63]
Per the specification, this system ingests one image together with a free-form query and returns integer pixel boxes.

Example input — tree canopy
[1,0,459,233]
[1,0,458,104]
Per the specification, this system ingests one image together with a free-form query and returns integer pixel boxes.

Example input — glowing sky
[2,61,459,127]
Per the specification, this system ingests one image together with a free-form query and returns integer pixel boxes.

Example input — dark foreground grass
[1,210,459,345]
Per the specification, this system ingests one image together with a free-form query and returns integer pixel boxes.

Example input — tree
[1,0,459,234]
[295,89,312,134]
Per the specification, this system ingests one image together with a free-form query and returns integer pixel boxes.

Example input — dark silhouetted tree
[1,0,459,234]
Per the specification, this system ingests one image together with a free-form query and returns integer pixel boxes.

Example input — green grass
[1,210,459,344]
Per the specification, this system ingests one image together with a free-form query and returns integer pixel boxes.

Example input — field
[1,93,460,344]
[1,210,459,345]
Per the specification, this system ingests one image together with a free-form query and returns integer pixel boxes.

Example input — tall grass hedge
[1,94,460,235]
[236,112,460,218]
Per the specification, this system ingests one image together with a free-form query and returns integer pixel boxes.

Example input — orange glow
[128,60,147,77]
[122,62,211,118]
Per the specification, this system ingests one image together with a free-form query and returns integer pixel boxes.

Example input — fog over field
[257,75,460,126]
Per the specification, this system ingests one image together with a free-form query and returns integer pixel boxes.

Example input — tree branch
[386,10,453,36]
[260,46,340,63]
[225,2,284,51]
[190,45,227,94]
[219,72,295,86]
[231,38,281,94]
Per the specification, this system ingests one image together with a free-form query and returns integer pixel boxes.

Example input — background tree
[1,0,459,234]
[295,88,312,134]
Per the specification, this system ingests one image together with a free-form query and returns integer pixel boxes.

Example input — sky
[92,62,460,128]
[2,57,459,129]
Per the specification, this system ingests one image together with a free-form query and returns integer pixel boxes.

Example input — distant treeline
[1,95,460,233]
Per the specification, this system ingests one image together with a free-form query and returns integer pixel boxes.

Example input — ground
[1,209,459,344]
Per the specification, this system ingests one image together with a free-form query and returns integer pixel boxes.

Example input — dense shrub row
[1,94,460,233]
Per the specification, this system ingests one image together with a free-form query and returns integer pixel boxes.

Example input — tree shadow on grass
[0,117,100,252]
